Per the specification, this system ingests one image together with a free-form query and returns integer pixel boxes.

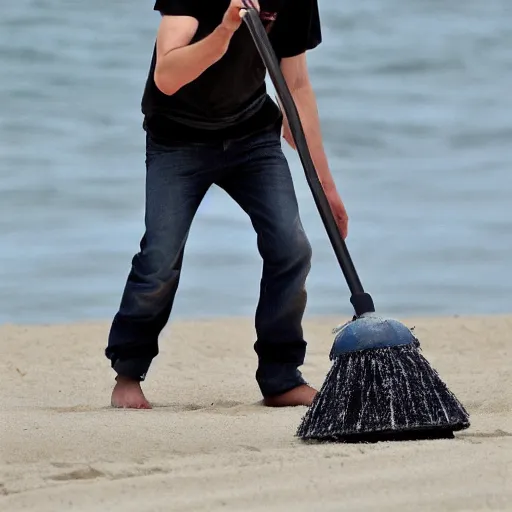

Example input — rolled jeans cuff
[112,357,153,382]
[256,362,307,397]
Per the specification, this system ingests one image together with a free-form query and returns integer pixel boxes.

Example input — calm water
[1,1,511,325]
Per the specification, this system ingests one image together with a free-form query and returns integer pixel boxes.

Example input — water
[1,1,511,325]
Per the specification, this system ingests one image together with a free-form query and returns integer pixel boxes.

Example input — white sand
[1,315,511,511]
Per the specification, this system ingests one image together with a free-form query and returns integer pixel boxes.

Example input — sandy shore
[1,315,511,511]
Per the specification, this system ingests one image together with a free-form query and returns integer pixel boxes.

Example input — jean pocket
[146,135,185,154]
[146,134,216,153]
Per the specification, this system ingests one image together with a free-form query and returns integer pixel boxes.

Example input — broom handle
[241,6,375,315]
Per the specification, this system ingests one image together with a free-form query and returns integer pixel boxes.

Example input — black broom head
[297,314,470,443]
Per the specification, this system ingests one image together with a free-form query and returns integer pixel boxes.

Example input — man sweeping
[105,0,349,409]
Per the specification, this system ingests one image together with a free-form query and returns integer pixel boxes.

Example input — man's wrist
[217,22,237,39]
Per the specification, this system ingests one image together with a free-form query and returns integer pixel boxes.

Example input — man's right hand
[222,0,260,33]
[155,0,260,96]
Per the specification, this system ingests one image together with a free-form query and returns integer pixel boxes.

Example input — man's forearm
[155,25,234,96]
[287,85,335,189]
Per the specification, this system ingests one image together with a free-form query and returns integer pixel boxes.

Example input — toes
[111,400,152,409]
[263,385,318,407]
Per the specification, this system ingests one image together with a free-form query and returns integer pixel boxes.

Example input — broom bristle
[297,340,470,442]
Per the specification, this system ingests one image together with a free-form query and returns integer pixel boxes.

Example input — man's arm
[280,53,349,239]
[154,0,256,96]
[280,53,331,188]
[154,17,231,96]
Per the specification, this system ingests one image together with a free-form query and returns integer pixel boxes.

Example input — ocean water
[1,0,511,325]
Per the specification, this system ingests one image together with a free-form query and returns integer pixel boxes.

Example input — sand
[1,314,511,511]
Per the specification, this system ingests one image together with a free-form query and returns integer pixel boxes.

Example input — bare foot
[111,376,152,409]
[263,384,317,407]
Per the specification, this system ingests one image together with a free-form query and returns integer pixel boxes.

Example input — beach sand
[1,315,511,511]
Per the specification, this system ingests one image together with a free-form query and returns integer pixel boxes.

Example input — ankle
[115,375,140,385]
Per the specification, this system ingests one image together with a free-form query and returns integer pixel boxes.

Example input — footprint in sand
[150,400,261,414]
[48,467,105,482]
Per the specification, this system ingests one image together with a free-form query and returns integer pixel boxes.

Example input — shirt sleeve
[153,0,201,18]
[270,0,322,59]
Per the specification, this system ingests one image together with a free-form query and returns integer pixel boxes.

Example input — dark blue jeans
[105,126,312,397]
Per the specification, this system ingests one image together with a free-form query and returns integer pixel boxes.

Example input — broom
[241,4,470,442]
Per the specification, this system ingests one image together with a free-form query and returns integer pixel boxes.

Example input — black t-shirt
[141,0,322,144]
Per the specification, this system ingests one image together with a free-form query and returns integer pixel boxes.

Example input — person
[105,0,349,409]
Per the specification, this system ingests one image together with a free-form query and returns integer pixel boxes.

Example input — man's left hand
[323,184,348,239]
